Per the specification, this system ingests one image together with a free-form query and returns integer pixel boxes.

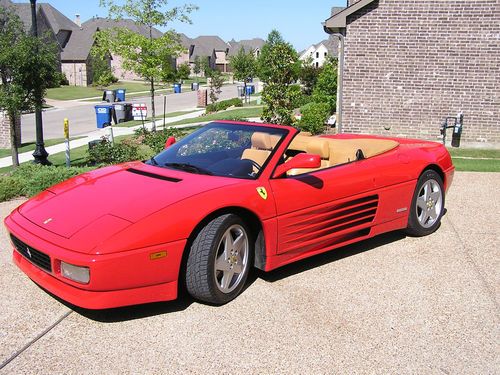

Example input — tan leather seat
[241,132,272,171]
[288,138,330,176]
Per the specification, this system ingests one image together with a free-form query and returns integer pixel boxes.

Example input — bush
[0,164,94,202]
[47,71,69,88]
[206,98,243,113]
[134,127,184,154]
[88,136,143,164]
[298,102,331,135]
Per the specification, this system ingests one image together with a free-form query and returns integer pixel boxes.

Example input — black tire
[406,169,445,237]
[185,214,253,305]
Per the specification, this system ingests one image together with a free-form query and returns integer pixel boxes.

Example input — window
[324,52,328,57]
[316,52,319,58]
[316,62,319,68]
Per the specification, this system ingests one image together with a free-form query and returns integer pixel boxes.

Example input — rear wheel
[185,214,253,304]
[406,169,445,236]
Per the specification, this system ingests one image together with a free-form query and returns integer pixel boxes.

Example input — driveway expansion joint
[0,310,72,370]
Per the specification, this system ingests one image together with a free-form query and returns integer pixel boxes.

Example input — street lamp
[30,0,50,165]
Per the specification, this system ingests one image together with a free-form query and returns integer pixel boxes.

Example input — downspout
[330,33,344,134]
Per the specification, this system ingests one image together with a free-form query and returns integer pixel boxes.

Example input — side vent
[127,168,181,182]
[281,195,379,254]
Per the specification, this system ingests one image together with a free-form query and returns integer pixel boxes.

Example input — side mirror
[165,136,176,149]
[273,153,321,178]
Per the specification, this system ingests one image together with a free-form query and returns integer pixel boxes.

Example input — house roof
[228,38,265,56]
[1,1,79,34]
[300,38,339,59]
[324,0,376,34]
[189,35,229,61]
[61,17,164,62]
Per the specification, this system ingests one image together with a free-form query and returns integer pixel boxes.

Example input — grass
[114,110,200,128]
[46,81,165,101]
[0,137,84,158]
[47,78,210,101]
[448,148,500,172]
[166,106,263,126]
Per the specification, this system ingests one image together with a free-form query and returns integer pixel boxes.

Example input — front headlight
[60,261,90,284]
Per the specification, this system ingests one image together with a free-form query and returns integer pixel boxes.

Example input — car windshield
[145,122,288,179]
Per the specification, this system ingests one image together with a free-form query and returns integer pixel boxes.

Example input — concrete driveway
[0,172,498,374]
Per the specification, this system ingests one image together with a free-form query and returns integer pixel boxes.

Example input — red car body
[4,121,454,309]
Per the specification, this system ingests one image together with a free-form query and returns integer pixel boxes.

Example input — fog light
[60,261,90,284]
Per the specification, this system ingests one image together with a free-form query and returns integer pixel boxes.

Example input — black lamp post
[30,0,50,165]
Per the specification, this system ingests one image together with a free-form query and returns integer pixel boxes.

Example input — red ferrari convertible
[5,121,454,309]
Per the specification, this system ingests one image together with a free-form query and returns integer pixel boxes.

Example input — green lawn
[0,137,84,158]
[166,106,263,127]
[47,78,209,101]
[46,81,165,101]
[114,110,200,128]
[448,148,500,172]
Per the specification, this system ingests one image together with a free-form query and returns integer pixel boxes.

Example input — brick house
[324,0,500,145]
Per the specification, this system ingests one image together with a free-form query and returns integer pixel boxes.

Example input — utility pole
[30,0,50,165]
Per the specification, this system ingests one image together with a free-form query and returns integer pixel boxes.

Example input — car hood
[18,162,240,239]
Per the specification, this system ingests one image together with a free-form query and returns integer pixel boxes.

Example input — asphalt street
[20,84,240,143]
[0,172,498,374]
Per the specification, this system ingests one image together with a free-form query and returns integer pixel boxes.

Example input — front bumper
[5,213,187,310]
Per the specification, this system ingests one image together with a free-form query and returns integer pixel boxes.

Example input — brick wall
[342,0,500,145]
[0,111,21,149]
[61,62,89,87]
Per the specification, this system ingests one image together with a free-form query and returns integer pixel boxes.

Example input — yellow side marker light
[150,251,167,260]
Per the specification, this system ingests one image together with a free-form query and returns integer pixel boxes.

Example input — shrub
[0,164,94,202]
[47,71,69,88]
[88,136,143,164]
[206,98,243,113]
[134,127,184,154]
[298,102,331,135]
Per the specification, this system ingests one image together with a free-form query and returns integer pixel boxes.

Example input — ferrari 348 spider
[5,121,454,309]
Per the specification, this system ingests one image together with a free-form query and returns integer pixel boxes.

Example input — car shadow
[257,231,406,283]
[38,231,406,323]
[37,284,195,323]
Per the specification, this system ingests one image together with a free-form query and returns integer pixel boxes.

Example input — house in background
[227,38,265,72]
[299,39,338,68]
[324,0,500,145]
[185,35,230,72]
[69,17,163,84]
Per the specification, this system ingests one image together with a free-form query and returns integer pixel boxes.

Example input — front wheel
[185,214,253,304]
[406,169,445,236]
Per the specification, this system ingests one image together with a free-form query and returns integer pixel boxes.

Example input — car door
[269,159,380,256]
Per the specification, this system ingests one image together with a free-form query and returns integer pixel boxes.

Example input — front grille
[10,234,52,272]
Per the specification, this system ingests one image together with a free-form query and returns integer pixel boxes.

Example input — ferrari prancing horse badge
[256,187,268,200]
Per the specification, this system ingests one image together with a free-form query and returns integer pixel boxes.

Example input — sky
[13,0,346,51]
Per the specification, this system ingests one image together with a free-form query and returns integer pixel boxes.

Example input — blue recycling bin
[173,83,182,94]
[246,85,254,95]
[94,104,113,128]
[115,89,126,102]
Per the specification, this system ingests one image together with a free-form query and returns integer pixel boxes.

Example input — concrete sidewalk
[0,172,498,373]
[0,109,205,168]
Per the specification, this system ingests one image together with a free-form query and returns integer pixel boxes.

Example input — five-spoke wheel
[185,214,253,304]
[406,169,445,236]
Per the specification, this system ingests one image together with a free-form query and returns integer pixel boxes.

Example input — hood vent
[127,168,181,182]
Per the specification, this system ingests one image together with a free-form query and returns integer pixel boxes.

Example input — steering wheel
[242,159,262,172]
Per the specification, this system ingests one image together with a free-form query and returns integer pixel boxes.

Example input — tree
[312,57,338,112]
[300,56,321,96]
[96,0,197,130]
[257,30,301,125]
[193,56,202,80]
[229,46,256,96]
[90,49,117,87]
[177,62,191,81]
[207,69,224,104]
[0,7,58,167]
